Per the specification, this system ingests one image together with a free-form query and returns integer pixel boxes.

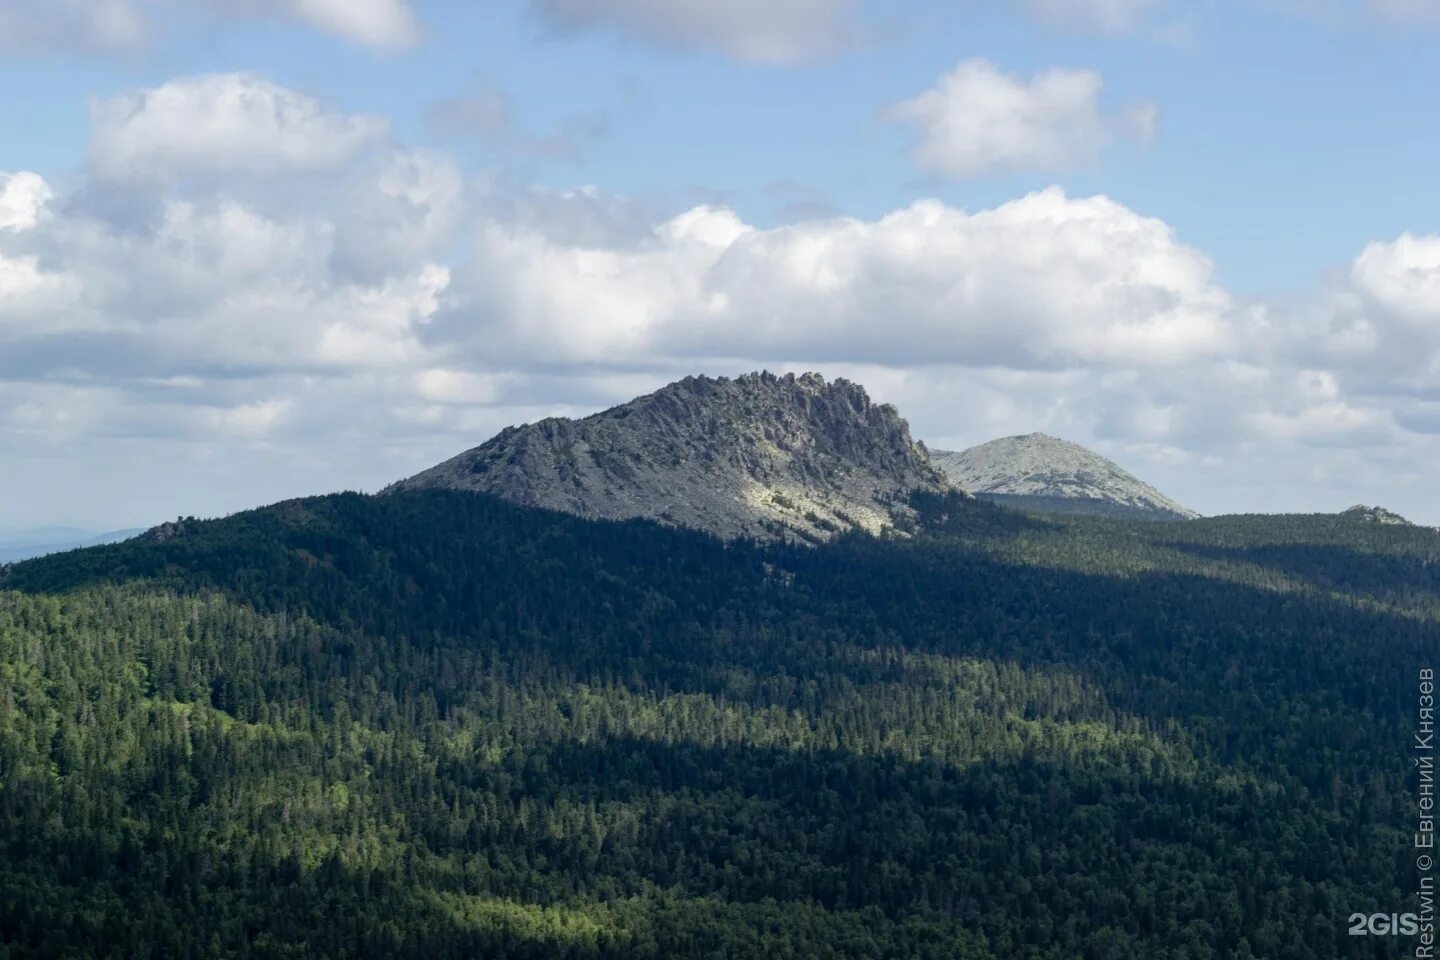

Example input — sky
[1,0,1438,530]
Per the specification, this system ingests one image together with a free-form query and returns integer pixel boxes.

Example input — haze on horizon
[1,0,1437,529]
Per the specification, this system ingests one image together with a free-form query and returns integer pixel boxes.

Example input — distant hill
[391,371,949,541]
[931,433,1198,521]
[0,526,143,563]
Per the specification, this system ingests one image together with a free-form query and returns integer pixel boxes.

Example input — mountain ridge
[390,371,950,541]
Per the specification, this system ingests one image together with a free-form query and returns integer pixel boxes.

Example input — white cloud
[0,172,78,325]
[289,0,421,49]
[0,0,421,56]
[526,0,862,63]
[329,149,467,282]
[521,0,1178,57]
[1350,233,1440,327]
[1246,399,1387,443]
[0,172,53,231]
[449,187,1230,370]
[0,254,78,326]
[886,60,1158,178]
[89,74,387,181]
[1367,0,1440,24]
[195,0,422,49]
[33,197,445,370]
[0,0,147,55]
[310,265,450,367]
[414,369,508,405]
[1298,233,1440,385]
[0,80,464,375]
[211,399,293,439]
[1020,0,1157,32]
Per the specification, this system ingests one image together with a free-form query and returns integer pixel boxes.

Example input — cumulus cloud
[327,149,466,283]
[88,74,388,182]
[0,250,76,322]
[1350,233,1440,329]
[3,79,464,380]
[443,187,1229,370]
[886,60,1159,178]
[1287,232,1440,391]
[526,0,863,63]
[0,254,78,330]
[0,173,79,328]
[0,193,451,372]
[0,173,53,231]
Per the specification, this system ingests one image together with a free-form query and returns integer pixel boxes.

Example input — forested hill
[1,489,1437,959]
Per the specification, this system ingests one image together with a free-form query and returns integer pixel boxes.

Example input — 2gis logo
[1347,912,1421,936]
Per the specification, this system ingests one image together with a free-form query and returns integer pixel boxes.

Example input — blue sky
[1,0,1438,528]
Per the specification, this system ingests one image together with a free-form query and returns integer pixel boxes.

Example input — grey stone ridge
[389,371,951,542]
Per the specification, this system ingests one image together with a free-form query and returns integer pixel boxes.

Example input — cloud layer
[5,0,1437,64]
[2,71,1437,527]
[1020,0,1158,33]
[0,0,420,56]
[527,0,863,63]
[286,0,421,48]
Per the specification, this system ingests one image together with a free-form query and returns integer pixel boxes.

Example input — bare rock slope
[391,372,949,541]
[931,433,1199,521]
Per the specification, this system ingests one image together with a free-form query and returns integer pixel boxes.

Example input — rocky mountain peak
[930,433,1198,521]
[390,371,948,541]
[1341,504,1411,525]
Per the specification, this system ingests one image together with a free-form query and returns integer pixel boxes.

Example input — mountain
[391,371,948,541]
[2,489,1436,959]
[0,526,144,563]
[931,433,1199,521]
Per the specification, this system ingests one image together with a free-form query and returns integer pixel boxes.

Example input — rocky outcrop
[390,372,949,541]
[138,517,205,543]
[1341,505,1411,525]
[931,433,1198,521]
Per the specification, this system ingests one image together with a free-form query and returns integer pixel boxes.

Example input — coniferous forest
[0,489,1435,959]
